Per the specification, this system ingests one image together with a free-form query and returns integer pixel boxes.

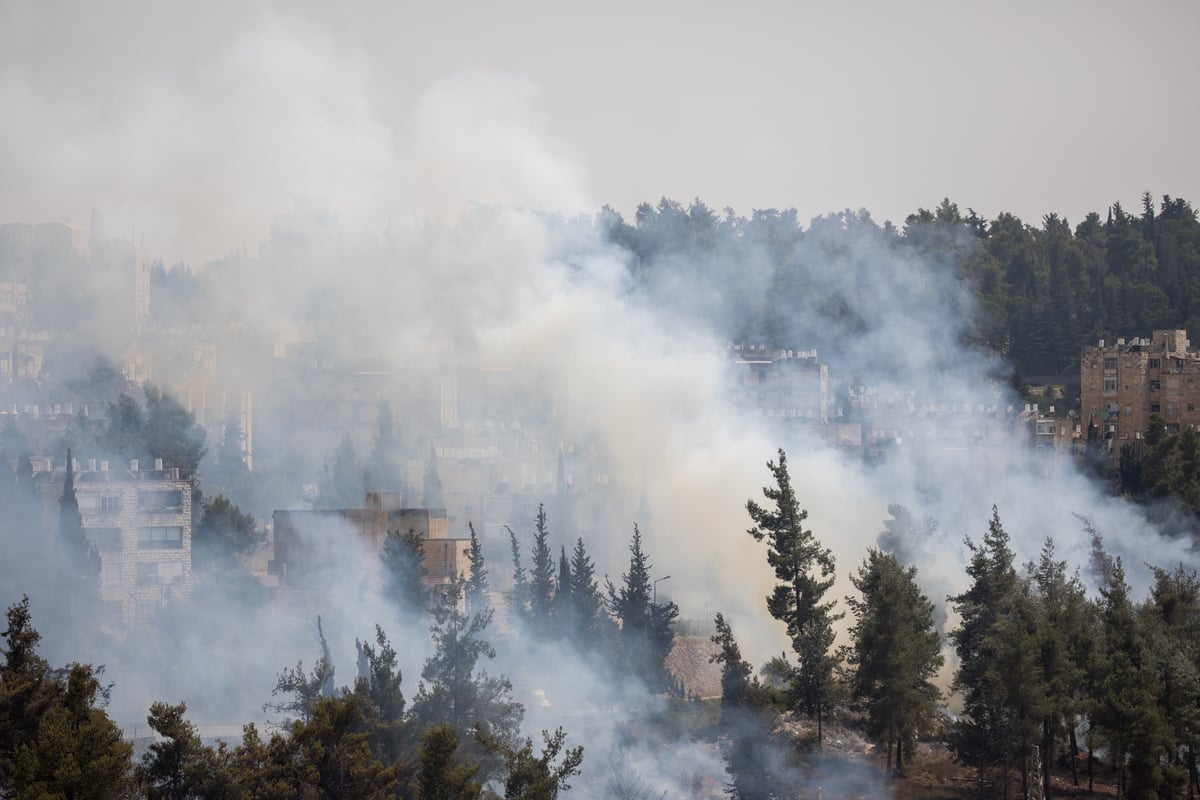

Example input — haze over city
[2,2,1200,798]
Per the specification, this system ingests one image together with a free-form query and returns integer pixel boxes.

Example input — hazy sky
[2,0,1197,262]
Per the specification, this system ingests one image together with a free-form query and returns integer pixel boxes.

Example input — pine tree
[412,583,523,781]
[949,507,1043,798]
[8,663,133,800]
[606,525,677,692]
[416,723,482,800]
[1093,557,1168,799]
[353,625,408,763]
[710,612,754,717]
[528,504,555,636]
[709,612,790,800]
[59,451,100,629]
[847,549,943,779]
[568,537,605,644]
[382,527,429,615]
[464,522,489,617]
[746,448,840,743]
[506,525,528,624]
[553,546,572,637]
[1028,538,1092,797]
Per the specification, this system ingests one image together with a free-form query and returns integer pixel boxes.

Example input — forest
[601,192,1200,384]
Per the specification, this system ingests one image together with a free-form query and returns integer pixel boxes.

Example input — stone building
[1080,329,1200,450]
[730,344,830,422]
[271,493,471,608]
[44,458,194,627]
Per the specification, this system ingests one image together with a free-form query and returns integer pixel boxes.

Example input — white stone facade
[70,462,194,626]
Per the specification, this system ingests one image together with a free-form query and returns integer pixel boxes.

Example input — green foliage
[194,494,261,568]
[143,383,208,475]
[507,525,529,624]
[464,521,490,617]
[382,527,430,614]
[9,664,133,800]
[487,726,583,800]
[234,695,399,800]
[847,549,943,778]
[136,701,219,800]
[710,612,754,716]
[416,723,482,800]
[746,449,840,738]
[605,524,678,693]
[1,598,133,798]
[100,384,207,475]
[567,537,606,644]
[353,625,409,763]
[527,504,556,636]
[57,451,101,625]
[411,584,523,780]
[267,617,336,722]
[705,615,797,800]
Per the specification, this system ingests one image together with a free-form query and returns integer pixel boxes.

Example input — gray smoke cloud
[3,6,1198,796]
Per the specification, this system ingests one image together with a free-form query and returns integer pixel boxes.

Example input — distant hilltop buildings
[1081,329,1200,449]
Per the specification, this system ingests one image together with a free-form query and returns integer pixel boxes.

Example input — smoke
[4,5,1200,796]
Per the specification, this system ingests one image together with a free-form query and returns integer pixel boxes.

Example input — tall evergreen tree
[1028,538,1092,797]
[847,549,943,779]
[568,537,605,644]
[58,451,100,628]
[1093,557,1169,799]
[606,525,678,692]
[506,525,528,625]
[411,583,523,781]
[746,448,840,743]
[381,527,429,615]
[949,507,1043,799]
[528,504,556,636]
[464,521,490,617]
[709,612,792,800]
[553,546,572,637]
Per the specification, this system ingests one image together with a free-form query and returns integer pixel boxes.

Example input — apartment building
[1080,330,1200,449]
[45,458,194,627]
[730,344,830,422]
[271,493,471,608]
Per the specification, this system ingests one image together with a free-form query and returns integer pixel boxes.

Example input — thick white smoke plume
[3,8,1198,798]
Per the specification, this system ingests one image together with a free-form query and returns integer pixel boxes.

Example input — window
[1168,401,1180,416]
[100,495,121,512]
[139,490,183,512]
[137,562,159,585]
[101,560,122,585]
[1152,403,1161,413]
[1103,377,1118,393]
[1190,403,1196,413]
[1151,380,1160,392]
[1150,358,1161,368]
[159,562,184,584]
[137,526,183,550]
[88,527,122,551]
[1104,358,1118,371]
